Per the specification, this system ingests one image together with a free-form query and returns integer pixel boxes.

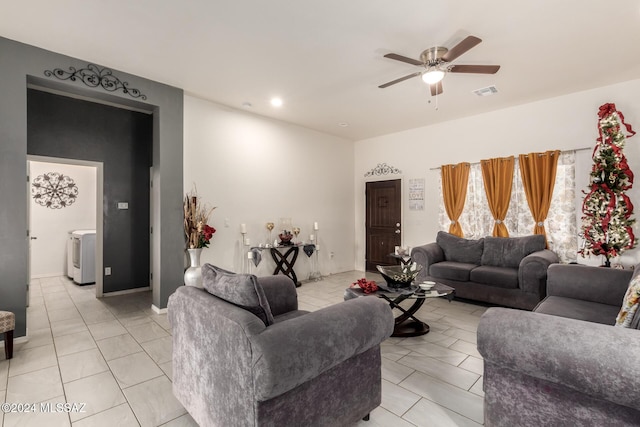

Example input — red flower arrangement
[199,224,216,248]
[351,278,379,294]
[184,188,217,249]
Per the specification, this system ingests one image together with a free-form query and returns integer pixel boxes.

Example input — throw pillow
[436,231,484,265]
[616,272,640,328]
[481,235,546,268]
[202,263,275,326]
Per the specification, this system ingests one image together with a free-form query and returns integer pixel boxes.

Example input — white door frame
[27,155,105,297]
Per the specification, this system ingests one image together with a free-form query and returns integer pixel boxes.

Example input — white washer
[71,230,96,285]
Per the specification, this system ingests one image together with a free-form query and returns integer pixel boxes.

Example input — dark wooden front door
[365,179,402,272]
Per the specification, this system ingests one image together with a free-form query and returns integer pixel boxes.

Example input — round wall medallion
[32,172,79,209]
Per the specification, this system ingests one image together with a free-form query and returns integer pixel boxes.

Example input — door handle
[30,237,37,240]
[396,223,401,227]
[395,230,401,234]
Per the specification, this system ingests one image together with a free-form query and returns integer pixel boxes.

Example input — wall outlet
[105,267,112,276]
[117,202,129,209]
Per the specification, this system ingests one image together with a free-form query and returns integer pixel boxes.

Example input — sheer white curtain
[438,151,577,262]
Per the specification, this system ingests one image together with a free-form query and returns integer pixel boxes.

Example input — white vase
[184,248,203,288]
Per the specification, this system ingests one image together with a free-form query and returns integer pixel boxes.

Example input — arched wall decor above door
[44,63,147,100]
[364,163,402,177]
[31,172,78,209]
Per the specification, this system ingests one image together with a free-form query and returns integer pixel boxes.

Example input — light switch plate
[117,202,129,209]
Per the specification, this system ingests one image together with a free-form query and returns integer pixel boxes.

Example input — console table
[249,244,316,287]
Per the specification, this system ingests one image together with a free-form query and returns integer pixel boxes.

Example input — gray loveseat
[168,264,394,427]
[478,264,640,426]
[411,231,559,310]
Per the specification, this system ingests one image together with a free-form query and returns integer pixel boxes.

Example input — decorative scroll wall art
[32,172,79,209]
[364,163,402,177]
[44,63,147,100]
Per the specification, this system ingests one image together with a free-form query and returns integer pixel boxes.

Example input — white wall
[183,95,355,278]
[29,161,97,278]
[354,78,640,269]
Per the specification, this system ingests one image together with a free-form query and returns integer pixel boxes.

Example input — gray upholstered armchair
[478,264,640,426]
[168,264,394,427]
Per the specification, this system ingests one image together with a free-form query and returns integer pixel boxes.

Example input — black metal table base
[270,246,301,287]
[378,293,430,337]
[393,320,430,337]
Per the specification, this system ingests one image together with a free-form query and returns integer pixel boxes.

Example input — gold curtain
[481,156,514,237]
[441,162,470,237]
[518,150,560,246]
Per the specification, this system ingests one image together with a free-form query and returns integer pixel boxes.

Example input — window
[438,151,577,262]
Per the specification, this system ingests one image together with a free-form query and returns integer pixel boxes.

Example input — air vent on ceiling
[473,85,498,96]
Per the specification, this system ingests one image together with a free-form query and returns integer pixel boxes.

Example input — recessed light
[338,122,349,127]
[270,97,283,107]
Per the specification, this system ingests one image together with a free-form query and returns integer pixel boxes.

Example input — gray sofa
[478,264,640,426]
[411,231,559,310]
[168,264,394,427]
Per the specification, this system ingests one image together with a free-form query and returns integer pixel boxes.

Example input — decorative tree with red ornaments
[580,103,636,266]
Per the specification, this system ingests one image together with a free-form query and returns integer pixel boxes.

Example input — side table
[344,282,455,337]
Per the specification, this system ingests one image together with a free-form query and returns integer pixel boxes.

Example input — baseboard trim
[102,286,151,297]
[151,305,167,314]
[30,273,66,279]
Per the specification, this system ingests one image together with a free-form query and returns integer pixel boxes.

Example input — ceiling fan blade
[442,35,482,62]
[449,64,500,74]
[383,53,423,66]
[430,81,443,96]
[378,72,422,88]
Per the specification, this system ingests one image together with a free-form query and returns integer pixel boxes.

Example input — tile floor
[0,271,488,426]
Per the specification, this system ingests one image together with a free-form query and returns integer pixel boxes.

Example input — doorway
[27,88,153,296]
[365,179,402,272]
[27,156,104,296]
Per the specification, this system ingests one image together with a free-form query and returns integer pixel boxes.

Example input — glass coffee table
[344,282,455,337]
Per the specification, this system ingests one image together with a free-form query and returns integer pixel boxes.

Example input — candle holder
[265,222,275,247]
[241,230,248,273]
[309,231,322,281]
[247,250,254,274]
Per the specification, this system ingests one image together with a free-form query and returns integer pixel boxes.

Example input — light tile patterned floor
[0,272,487,426]
[305,271,487,427]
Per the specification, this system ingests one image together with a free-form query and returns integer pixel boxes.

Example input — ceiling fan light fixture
[380,35,499,94]
[422,69,445,85]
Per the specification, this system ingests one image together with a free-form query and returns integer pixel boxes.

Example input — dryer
[71,230,96,285]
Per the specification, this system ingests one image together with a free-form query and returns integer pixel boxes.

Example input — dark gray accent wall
[28,89,152,293]
[0,36,184,337]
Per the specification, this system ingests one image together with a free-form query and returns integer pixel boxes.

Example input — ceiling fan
[379,35,500,96]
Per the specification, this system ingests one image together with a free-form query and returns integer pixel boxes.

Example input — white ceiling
[2,1,640,140]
